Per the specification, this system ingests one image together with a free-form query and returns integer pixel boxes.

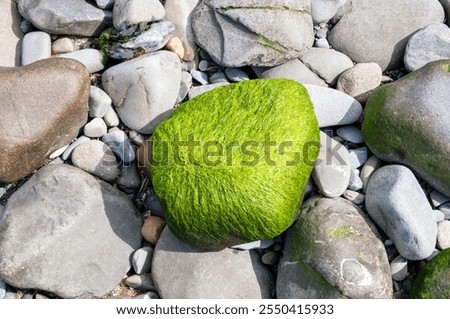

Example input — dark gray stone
[152,227,274,298]
[277,196,392,298]
[18,0,112,36]
[0,164,142,298]
[365,165,437,260]
[328,0,444,70]
[192,0,314,67]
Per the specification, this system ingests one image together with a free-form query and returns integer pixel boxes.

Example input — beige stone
[0,0,23,66]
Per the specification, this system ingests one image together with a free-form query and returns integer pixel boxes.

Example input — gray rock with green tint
[151,79,319,249]
[277,196,392,299]
[192,0,314,67]
[362,59,450,197]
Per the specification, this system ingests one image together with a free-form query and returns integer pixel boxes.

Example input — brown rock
[141,216,166,245]
[0,58,89,183]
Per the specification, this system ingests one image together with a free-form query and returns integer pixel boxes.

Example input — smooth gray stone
[192,0,314,67]
[125,273,156,291]
[304,84,363,127]
[96,0,115,9]
[190,69,209,85]
[59,49,105,73]
[89,86,112,118]
[337,125,364,144]
[119,21,174,55]
[52,37,76,54]
[348,147,368,169]
[437,220,450,249]
[71,140,119,182]
[316,27,328,39]
[21,31,51,66]
[365,165,437,260]
[102,130,136,163]
[300,48,354,86]
[404,23,450,72]
[336,62,383,103]
[18,0,112,36]
[117,161,142,192]
[102,51,181,134]
[360,155,382,193]
[314,38,329,49]
[343,189,365,205]
[132,247,154,275]
[0,164,142,298]
[144,193,165,218]
[328,0,444,70]
[224,68,249,82]
[83,118,107,138]
[348,169,363,191]
[103,106,120,127]
[163,0,200,61]
[198,60,209,71]
[310,0,347,24]
[390,255,408,281]
[439,203,450,219]
[0,0,23,67]
[433,209,445,222]
[20,19,35,33]
[152,227,274,298]
[62,136,90,161]
[278,196,392,298]
[253,59,327,87]
[209,71,229,84]
[113,0,165,34]
[312,131,351,198]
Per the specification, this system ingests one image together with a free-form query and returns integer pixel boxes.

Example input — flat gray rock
[365,165,437,260]
[312,132,351,198]
[278,196,392,298]
[152,227,274,298]
[18,0,112,36]
[58,49,105,73]
[0,164,142,298]
[300,48,354,86]
[102,51,181,134]
[21,31,51,66]
[164,0,200,61]
[328,0,444,70]
[253,59,328,87]
[336,125,364,144]
[404,23,450,72]
[0,0,23,67]
[192,0,314,67]
[89,86,112,118]
[304,84,363,127]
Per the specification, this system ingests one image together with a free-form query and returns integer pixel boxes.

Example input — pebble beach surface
[0,0,450,299]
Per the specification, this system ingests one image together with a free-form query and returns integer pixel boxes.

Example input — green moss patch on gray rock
[151,79,320,249]
[410,248,450,298]
[362,59,450,197]
[277,196,392,299]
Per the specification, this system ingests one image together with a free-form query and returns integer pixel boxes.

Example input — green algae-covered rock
[151,79,320,249]
[410,248,450,298]
[362,59,450,197]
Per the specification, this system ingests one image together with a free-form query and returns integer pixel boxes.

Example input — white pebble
[84,118,107,138]
[103,106,120,127]
[49,144,69,159]
[62,136,90,161]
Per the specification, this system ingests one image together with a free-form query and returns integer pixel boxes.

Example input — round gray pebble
[198,60,209,71]
[348,169,363,191]
[102,130,136,163]
[190,69,209,85]
[437,220,450,250]
[314,38,329,48]
[89,86,112,118]
[316,27,328,38]
[209,71,229,84]
[336,125,364,143]
[225,68,250,82]
[390,255,408,281]
[348,147,368,169]
[103,106,120,127]
[433,209,445,222]
[125,273,156,291]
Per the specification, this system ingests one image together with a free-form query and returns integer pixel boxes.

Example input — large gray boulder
[365,165,437,260]
[0,164,142,298]
[102,51,181,134]
[328,0,444,70]
[277,196,392,298]
[152,227,274,298]
[192,0,314,67]
[362,59,450,197]
[18,0,112,36]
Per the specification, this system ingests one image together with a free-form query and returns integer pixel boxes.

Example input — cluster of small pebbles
[0,0,450,299]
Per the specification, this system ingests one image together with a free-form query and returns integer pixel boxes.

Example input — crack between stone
[215,6,307,13]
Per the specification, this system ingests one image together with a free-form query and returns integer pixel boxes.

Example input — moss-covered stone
[410,248,450,298]
[362,59,450,197]
[151,79,320,249]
